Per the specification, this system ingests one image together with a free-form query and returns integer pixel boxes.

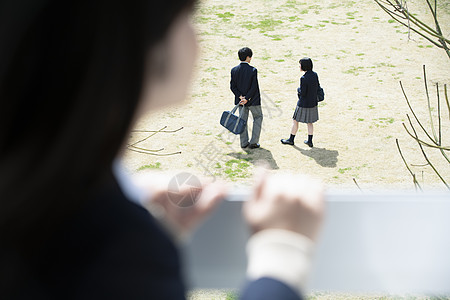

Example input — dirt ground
[123,0,449,191]
[122,1,449,299]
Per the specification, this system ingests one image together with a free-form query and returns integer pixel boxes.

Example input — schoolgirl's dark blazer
[297,70,320,108]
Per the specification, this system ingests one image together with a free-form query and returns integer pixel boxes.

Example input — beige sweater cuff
[246,229,315,295]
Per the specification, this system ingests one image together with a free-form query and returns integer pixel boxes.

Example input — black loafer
[241,143,250,149]
[281,139,294,145]
[304,140,313,147]
[249,143,260,149]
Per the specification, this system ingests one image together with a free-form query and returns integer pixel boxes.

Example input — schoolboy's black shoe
[304,140,313,147]
[241,143,250,149]
[249,143,260,149]
[281,139,294,145]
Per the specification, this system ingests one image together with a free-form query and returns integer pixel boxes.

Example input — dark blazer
[241,277,303,300]
[230,62,261,106]
[297,70,320,108]
[2,172,302,300]
[2,172,185,299]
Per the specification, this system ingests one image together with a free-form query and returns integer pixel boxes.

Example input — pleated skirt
[293,105,318,123]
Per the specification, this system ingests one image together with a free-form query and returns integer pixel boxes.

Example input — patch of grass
[298,24,313,31]
[223,159,251,180]
[275,59,285,62]
[260,54,271,61]
[216,12,234,21]
[331,21,350,25]
[343,66,364,75]
[346,11,358,19]
[368,105,375,109]
[372,117,395,128]
[225,290,239,300]
[242,18,283,33]
[195,16,211,24]
[354,164,368,171]
[137,162,161,171]
[376,62,396,68]
[265,34,283,41]
[288,16,300,22]
[284,0,306,8]
[225,34,241,38]
[205,67,219,72]
[284,50,293,58]
[338,167,352,174]
[357,118,364,121]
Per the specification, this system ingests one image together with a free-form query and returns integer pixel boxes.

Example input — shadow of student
[293,146,339,168]
[228,147,279,170]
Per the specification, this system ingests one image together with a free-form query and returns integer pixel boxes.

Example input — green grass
[137,162,161,171]
[242,17,283,33]
[216,12,235,21]
[265,34,283,41]
[343,66,364,75]
[372,117,395,128]
[338,167,352,174]
[223,159,251,180]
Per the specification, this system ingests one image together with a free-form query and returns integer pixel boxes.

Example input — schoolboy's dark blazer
[230,62,261,106]
[3,171,302,299]
[297,70,320,108]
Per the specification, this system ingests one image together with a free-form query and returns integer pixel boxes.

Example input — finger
[195,181,227,214]
[252,168,268,202]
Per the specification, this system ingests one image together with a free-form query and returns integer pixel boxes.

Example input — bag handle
[223,104,243,132]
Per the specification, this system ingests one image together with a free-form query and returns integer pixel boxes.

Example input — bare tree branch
[396,138,423,191]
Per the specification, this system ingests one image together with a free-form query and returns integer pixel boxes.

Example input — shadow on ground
[228,147,279,170]
[293,146,339,168]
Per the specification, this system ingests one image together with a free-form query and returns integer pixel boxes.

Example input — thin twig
[423,66,438,143]
[127,148,181,156]
[445,84,449,121]
[406,115,450,189]
[426,0,450,58]
[130,126,167,147]
[435,83,450,164]
[401,123,450,150]
[352,178,363,192]
[396,138,422,191]
[411,163,429,167]
[127,145,164,152]
[127,126,184,156]
[400,81,437,145]
[132,127,184,133]
[437,83,441,145]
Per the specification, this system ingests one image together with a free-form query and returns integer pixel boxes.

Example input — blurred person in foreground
[0,0,324,299]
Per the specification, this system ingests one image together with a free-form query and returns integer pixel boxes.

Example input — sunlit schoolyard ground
[123,0,450,298]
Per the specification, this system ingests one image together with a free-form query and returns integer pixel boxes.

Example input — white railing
[182,192,450,295]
